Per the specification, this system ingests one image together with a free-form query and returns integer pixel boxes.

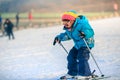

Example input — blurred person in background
[28,11,33,27]
[3,18,15,40]
[16,12,19,30]
[0,14,2,35]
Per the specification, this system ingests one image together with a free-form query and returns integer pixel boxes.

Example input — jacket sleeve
[11,23,14,28]
[57,32,71,41]
[77,15,94,38]
[83,28,94,38]
[81,21,95,38]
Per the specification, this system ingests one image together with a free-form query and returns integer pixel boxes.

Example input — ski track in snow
[0,17,120,80]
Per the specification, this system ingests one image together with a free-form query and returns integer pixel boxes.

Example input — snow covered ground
[0,17,120,80]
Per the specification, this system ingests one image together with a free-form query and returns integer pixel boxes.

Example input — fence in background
[0,12,120,32]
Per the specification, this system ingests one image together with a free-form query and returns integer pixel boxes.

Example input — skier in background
[0,14,2,35]
[16,13,19,30]
[53,10,95,79]
[3,18,15,40]
[28,11,32,21]
[28,11,33,27]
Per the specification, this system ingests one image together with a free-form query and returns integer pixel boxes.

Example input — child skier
[53,10,95,79]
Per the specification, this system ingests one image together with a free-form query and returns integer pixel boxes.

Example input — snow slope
[0,17,120,80]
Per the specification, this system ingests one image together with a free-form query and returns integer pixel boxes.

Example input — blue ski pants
[67,47,91,76]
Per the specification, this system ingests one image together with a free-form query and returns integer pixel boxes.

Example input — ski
[58,76,111,80]
[57,76,75,80]
[90,76,111,80]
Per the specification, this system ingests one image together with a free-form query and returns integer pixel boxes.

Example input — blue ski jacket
[57,16,95,49]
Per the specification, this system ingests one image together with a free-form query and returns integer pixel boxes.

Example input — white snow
[0,17,120,80]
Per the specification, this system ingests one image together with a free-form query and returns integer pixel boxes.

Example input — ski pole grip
[79,31,85,38]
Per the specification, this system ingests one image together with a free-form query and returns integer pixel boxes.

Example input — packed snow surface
[0,17,120,80]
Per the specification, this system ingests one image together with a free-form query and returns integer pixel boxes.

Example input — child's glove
[53,37,61,45]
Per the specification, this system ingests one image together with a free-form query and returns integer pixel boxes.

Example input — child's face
[62,20,74,29]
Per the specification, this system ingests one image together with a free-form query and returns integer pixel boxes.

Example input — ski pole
[83,38,104,77]
[59,42,69,54]
[59,42,80,77]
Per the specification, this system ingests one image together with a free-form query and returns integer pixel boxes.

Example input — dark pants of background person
[7,30,15,40]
